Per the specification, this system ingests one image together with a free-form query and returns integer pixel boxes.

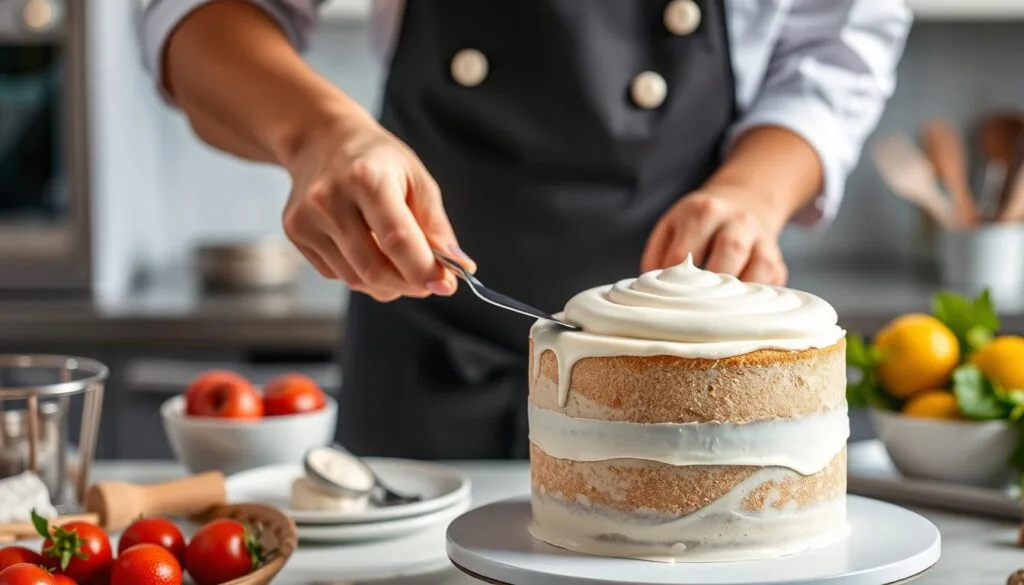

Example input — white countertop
[93,460,1022,585]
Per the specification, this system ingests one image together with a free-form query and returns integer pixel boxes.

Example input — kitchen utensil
[0,355,108,506]
[871,134,960,230]
[446,496,940,585]
[978,114,1024,219]
[161,394,337,476]
[227,459,471,525]
[848,440,1021,521]
[432,249,579,330]
[306,443,421,506]
[195,238,300,291]
[922,118,979,226]
[85,471,227,531]
[0,513,98,544]
[999,166,1024,221]
[198,503,298,585]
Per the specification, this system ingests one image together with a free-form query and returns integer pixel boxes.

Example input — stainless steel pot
[0,355,107,505]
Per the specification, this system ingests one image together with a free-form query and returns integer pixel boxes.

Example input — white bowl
[161,394,337,475]
[871,408,1019,487]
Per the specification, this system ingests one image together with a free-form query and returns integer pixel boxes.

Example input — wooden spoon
[871,133,961,230]
[978,114,1024,219]
[922,118,980,227]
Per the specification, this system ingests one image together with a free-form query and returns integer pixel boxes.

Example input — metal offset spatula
[432,249,579,330]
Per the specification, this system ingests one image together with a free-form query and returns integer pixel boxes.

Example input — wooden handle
[0,513,99,542]
[86,471,226,531]
[142,471,227,517]
[923,119,979,227]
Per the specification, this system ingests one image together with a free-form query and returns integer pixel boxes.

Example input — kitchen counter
[0,259,1021,348]
[93,459,1018,585]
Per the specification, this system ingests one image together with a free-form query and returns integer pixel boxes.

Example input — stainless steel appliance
[0,0,88,292]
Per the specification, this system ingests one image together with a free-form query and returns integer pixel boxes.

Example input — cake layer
[529,341,845,424]
[528,401,848,474]
[529,443,846,516]
[529,445,848,562]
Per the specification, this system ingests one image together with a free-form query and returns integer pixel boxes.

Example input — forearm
[163,0,368,165]
[703,126,824,233]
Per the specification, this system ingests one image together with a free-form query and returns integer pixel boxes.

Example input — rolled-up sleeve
[139,0,321,102]
[726,0,912,227]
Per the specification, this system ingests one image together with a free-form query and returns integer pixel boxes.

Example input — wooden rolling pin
[85,471,227,532]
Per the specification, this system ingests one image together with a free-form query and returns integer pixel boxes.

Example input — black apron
[337,0,736,459]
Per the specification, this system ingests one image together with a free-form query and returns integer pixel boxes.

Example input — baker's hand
[640,188,788,285]
[281,115,475,302]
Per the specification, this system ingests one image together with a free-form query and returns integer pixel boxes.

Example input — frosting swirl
[563,255,841,343]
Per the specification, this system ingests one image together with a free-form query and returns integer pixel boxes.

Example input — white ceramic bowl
[161,394,337,475]
[871,408,1019,487]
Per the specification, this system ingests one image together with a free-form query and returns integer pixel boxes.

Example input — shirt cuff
[140,0,306,105]
[724,93,850,230]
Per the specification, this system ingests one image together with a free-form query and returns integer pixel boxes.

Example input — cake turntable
[446,496,940,585]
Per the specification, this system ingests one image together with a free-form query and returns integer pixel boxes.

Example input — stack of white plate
[226,459,472,543]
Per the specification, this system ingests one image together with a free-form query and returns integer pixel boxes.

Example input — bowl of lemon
[847,290,1024,487]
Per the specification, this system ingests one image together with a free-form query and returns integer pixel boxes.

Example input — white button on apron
[451,48,489,87]
[663,0,702,36]
[630,71,668,109]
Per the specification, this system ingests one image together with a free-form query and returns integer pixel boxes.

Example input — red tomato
[185,519,260,585]
[184,370,263,419]
[38,519,112,585]
[0,547,43,572]
[50,576,75,585]
[262,373,327,416]
[110,544,181,585]
[117,518,186,565]
[0,563,55,585]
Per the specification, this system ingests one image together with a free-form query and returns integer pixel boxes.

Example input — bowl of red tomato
[161,370,337,475]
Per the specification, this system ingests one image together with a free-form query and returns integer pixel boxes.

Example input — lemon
[875,313,960,399]
[902,390,962,420]
[969,335,1024,390]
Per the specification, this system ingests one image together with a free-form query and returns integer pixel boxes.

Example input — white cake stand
[446,495,940,585]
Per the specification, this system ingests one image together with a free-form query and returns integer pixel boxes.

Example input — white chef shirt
[140,0,912,227]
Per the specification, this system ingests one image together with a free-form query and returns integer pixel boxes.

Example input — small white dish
[161,395,338,476]
[297,497,470,543]
[226,460,472,525]
[871,408,1019,487]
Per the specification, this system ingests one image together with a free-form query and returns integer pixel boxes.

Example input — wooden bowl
[200,503,298,585]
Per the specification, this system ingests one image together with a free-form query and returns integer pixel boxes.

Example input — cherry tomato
[50,576,76,585]
[0,547,43,573]
[37,517,112,585]
[184,370,263,419]
[117,517,185,565]
[0,563,55,585]
[262,373,327,416]
[185,519,260,585]
[111,544,181,585]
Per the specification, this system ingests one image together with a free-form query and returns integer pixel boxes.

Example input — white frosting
[528,402,849,475]
[529,468,849,563]
[531,255,846,406]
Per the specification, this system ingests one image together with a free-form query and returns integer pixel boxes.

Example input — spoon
[432,249,579,330]
[304,444,421,507]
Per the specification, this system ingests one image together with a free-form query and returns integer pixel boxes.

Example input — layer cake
[527,255,848,562]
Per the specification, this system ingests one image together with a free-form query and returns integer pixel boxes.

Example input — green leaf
[30,509,50,540]
[845,333,899,410]
[932,289,1000,355]
[846,334,874,369]
[953,364,1010,420]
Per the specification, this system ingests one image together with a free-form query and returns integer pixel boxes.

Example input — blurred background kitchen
[0,0,1022,459]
